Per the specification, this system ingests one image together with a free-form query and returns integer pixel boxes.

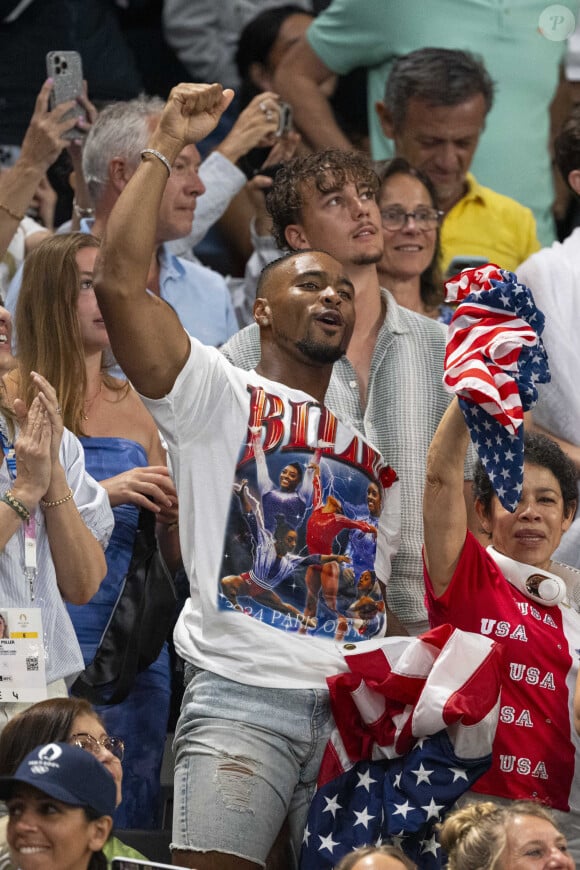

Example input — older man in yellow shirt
[376,48,541,276]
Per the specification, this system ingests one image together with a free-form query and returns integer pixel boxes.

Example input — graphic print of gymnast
[220,479,350,628]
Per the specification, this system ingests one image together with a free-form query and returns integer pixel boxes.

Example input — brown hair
[266,148,379,250]
[0,697,98,775]
[1,698,111,870]
[15,232,126,436]
[438,800,562,870]
[554,104,580,189]
[376,156,443,312]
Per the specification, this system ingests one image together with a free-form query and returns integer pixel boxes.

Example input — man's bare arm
[93,83,234,399]
[273,38,352,152]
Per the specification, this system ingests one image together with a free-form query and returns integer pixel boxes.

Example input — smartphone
[45,50,87,140]
[446,255,490,279]
[276,101,293,137]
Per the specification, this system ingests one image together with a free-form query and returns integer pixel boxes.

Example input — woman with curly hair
[439,800,574,869]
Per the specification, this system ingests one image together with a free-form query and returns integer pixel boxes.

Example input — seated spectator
[335,845,416,870]
[517,105,580,569]
[375,48,541,276]
[375,157,449,322]
[7,232,179,830]
[438,801,575,869]
[0,363,112,730]
[0,742,115,870]
[0,697,147,868]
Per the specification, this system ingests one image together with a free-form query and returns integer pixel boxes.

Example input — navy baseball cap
[0,742,116,817]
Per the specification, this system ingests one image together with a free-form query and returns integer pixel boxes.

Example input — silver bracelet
[141,148,172,176]
[73,199,95,219]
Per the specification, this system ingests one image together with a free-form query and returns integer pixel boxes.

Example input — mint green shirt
[307,0,579,245]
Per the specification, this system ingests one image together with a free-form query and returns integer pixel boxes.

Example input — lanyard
[1,428,38,601]
[0,428,16,477]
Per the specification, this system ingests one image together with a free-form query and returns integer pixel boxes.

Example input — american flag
[300,625,502,869]
[443,264,550,512]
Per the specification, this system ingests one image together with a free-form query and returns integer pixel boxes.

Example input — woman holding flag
[423,264,580,860]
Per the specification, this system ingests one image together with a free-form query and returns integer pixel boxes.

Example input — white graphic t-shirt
[142,338,400,689]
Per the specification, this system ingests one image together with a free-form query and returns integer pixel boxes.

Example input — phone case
[46,51,86,139]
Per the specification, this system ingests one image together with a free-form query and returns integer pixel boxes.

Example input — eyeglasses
[380,206,443,232]
[69,732,125,761]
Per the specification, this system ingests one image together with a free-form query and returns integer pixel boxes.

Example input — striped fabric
[443,264,549,511]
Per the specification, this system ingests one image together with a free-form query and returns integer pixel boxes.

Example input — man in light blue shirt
[7,96,238,347]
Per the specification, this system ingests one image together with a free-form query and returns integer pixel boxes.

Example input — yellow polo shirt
[441,174,541,278]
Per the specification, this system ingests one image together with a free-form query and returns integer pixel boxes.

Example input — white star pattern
[393,800,412,819]
[393,772,402,789]
[353,807,375,829]
[449,767,468,782]
[421,797,444,820]
[302,824,311,846]
[411,763,433,785]
[318,832,339,854]
[421,833,441,856]
[356,768,377,792]
[323,794,341,818]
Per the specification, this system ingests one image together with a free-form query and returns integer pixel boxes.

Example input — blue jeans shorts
[171,665,334,868]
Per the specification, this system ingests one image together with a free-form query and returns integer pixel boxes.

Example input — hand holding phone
[45,51,87,140]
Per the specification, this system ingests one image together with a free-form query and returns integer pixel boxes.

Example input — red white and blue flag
[300,625,502,869]
[443,264,549,511]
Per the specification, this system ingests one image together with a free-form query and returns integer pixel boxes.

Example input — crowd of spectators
[2,1,580,869]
